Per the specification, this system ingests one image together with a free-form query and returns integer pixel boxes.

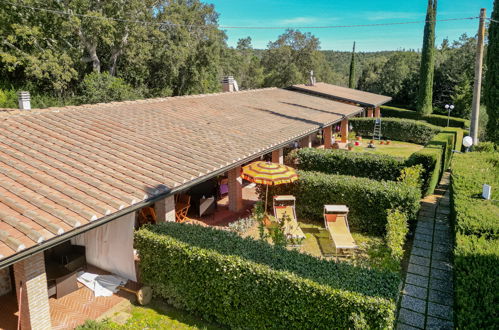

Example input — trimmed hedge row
[381,106,469,128]
[451,152,499,328]
[261,170,420,236]
[406,131,456,196]
[135,223,400,329]
[451,152,499,239]
[350,117,441,145]
[406,148,442,196]
[292,148,406,181]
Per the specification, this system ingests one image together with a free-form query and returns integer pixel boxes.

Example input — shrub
[451,152,499,328]
[350,117,441,145]
[441,127,465,152]
[261,170,420,236]
[454,234,499,329]
[385,209,409,261]
[381,105,469,128]
[78,72,141,104]
[473,141,498,153]
[397,164,424,194]
[451,152,499,239]
[292,148,406,181]
[135,223,400,329]
[426,131,455,172]
[406,148,442,196]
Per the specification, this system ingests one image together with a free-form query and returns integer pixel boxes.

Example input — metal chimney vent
[18,91,31,110]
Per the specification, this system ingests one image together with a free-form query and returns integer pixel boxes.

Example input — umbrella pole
[265,184,269,214]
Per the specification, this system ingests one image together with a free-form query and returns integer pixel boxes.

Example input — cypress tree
[416,0,437,115]
[485,0,499,143]
[349,41,356,89]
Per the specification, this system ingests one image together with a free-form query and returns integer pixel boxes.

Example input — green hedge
[454,234,499,329]
[441,127,465,152]
[451,153,499,239]
[381,106,469,128]
[451,152,499,329]
[292,148,405,181]
[426,131,455,174]
[135,223,400,329]
[261,170,420,236]
[406,148,442,196]
[350,117,441,145]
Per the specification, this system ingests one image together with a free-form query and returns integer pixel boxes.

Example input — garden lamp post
[445,104,454,127]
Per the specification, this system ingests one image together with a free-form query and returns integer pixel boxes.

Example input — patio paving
[397,172,454,330]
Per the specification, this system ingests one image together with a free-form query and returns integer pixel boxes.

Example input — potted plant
[356,135,362,141]
[379,140,384,145]
[332,142,340,149]
[346,142,354,150]
[386,140,391,145]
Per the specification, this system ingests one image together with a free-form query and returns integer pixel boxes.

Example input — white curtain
[71,212,137,281]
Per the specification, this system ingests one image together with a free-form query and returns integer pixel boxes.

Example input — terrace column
[299,134,312,148]
[272,148,284,164]
[367,107,374,117]
[228,166,243,212]
[340,118,349,143]
[323,125,332,149]
[13,253,52,330]
[155,195,175,222]
[374,106,381,117]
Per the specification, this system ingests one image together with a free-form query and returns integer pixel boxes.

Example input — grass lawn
[243,220,399,273]
[351,140,423,159]
[76,299,222,330]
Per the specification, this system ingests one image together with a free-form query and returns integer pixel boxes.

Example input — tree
[416,0,437,115]
[349,42,356,88]
[78,72,141,104]
[262,29,333,87]
[485,0,499,143]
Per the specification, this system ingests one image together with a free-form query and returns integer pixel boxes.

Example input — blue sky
[206,0,494,51]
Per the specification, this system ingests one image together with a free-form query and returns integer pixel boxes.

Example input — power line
[487,18,499,23]
[0,1,483,30]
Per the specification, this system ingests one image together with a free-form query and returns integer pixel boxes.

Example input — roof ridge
[0,87,279,118]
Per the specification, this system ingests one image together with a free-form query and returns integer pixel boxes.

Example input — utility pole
[470,8,486,145]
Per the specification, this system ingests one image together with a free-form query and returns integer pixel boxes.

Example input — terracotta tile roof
[0,87,362,264]
[292,82,392,107]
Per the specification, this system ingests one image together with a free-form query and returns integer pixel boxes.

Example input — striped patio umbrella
[241,161,298,212]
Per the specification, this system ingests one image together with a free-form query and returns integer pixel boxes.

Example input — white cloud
[363,11,423,21]
[279,17,318,25]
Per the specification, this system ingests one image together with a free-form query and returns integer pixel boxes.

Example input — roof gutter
[0,112,362,269]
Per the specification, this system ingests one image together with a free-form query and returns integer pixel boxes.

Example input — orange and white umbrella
[241,161,298,212]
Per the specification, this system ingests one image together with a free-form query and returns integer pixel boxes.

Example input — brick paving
[397,172,454,330]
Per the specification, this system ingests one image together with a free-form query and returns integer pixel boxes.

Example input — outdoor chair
[273,195,305,241]
[323,205,357,259]
[175,194,191,223]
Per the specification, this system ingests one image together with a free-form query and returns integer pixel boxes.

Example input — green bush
[292,148,406,181]
[406,148,442,196]
[451,152,499,329]
[473,141,498,153]
[426,131,455,173]
[454,234,499,329]
[385,209,409,261]
[135,223,400,329]
[350,117,441,145]
[441,127,465,152]
[451,153,499,239]
[78,72,142,104]
[397,164,424,194]
[381,105,469,128]
[261,170,420,236]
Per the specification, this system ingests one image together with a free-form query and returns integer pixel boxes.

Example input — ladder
[373,118,382,141]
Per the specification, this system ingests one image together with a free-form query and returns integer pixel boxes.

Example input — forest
[0,0,486,121]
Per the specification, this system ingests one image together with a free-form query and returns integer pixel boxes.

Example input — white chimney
[18,91,31,110]
[221,76,239,92]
